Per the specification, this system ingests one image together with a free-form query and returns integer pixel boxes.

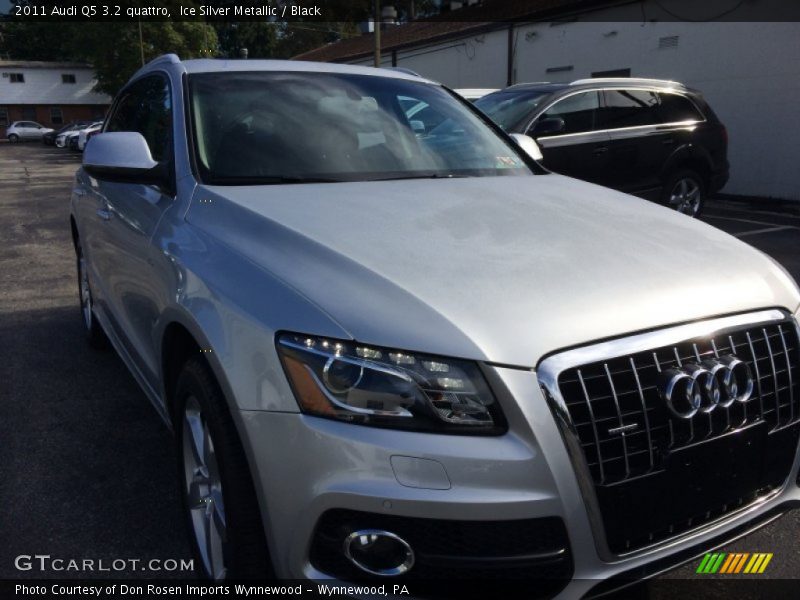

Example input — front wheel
[175,357,273,580]
[8,134,19,143]
[661,169,706,217]
[76,243,108,348]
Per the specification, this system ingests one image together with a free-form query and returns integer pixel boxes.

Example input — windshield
[475,90,551,131]
[188,72,533,184]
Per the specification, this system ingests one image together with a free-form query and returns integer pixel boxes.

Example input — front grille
[553,315,800,553]
[310,509,572,588]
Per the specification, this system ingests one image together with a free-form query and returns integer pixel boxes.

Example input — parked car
[78,121,103,151]
[65,130,81,150]
[71,55,800,593]
[475,78,729,216]
[43,121,91,146]
[6,121,53,142]
[82,127,102,150]
[55,131,71,148]
[454,88,499,102]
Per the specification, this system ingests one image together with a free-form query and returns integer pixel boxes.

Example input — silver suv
[71,55,800,595]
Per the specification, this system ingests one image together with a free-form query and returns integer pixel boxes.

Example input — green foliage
[0,0,446,95]
[1,3,218,96]
[213,22,277,59]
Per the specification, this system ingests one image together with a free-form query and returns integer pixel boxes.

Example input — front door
[599,89,670,194]
[527,91,611,186]
[90,74,175,387]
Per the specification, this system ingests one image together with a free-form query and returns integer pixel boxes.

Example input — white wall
[0,65,110,105]
[354,15,800,200]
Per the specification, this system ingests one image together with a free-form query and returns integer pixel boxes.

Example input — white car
[55,132,71,148]
[78,122,103,151]
[6,121,53,142]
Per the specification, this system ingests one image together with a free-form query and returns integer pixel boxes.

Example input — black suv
[475,78,729,217]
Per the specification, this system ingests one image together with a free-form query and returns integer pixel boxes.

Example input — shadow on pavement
[0,304,193,578]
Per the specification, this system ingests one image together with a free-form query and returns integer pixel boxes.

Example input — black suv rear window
[658,92,704,122]
[599,90,660,129]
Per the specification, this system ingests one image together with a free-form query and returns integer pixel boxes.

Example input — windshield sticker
[496,156,523,168]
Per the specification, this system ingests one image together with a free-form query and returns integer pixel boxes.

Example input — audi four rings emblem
[658,355,755,419]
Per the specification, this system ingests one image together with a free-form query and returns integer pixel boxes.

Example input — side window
[537,91,600,135]
[106,75,172,162]
[658,92,703,123]
[599,90,660,129]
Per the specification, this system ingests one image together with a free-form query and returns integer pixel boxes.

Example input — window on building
[537,91,601,135]
[9,73,25,83]
[599,90,661,129]
[0,108,8,127]
[62,74,76,84]
[50,107,63,125]
[22,107,36,121]
[545,65,574,74]
[592,68,631,78]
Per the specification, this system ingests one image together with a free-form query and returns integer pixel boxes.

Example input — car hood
[189,175,800,367]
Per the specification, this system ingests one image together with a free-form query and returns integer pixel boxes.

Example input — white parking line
[704,215,793,228]
[733,226,797,238]
[707,208,800,222]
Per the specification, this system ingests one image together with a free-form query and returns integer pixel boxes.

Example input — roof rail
[146,53,181,67]
[570,77,685,88]
[506,81,552,88]
[382,66,422,77]
[130,54,181,79]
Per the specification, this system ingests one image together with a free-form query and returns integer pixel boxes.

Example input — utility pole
[138,18,145,66]
[374,0,381,67]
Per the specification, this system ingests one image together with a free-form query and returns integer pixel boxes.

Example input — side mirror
[83,132,168,187]
[509,133,543,161]
[530,117,565,137]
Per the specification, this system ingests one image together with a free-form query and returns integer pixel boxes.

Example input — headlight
[276,333,505,434]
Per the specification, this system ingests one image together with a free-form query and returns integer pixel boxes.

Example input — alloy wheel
[183,397,228,580]
[669,177,702,216]
[78,255,93,330]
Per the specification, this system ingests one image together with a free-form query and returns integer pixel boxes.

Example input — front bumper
[236,362,800,597]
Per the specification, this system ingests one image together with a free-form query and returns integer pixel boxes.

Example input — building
[0,61,111,129]
[295,0,800,201]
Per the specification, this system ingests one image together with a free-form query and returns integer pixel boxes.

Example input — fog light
[343,529,414,576]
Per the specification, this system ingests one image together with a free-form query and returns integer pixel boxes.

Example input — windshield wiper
[207,175,345,185]
[366,173,470,182]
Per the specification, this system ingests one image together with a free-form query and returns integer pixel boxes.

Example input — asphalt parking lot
[1,143,798,593]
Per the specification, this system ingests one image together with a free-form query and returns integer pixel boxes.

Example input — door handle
[96,208,111,221]
[593,146,609,156]
[662,138,676,145]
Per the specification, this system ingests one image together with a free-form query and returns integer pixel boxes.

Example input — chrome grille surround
[537,309,800,558]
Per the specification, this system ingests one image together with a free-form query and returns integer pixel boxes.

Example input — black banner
[4,0,800,23]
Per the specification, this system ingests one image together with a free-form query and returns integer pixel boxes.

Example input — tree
[214,21,278,59]
[74,20,218,96]
[1,2,218,97]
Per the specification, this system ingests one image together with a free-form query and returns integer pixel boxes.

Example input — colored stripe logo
[696,552,773,574]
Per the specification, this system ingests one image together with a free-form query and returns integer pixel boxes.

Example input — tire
[76,243,108,348]
[8,134,19,143]
[661,169,706,217]
[175,357,273,580]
